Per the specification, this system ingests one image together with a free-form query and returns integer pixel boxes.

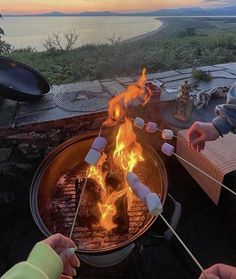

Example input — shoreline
[124,19,168,43]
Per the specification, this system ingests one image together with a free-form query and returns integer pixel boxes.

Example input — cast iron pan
[0,56,51,101]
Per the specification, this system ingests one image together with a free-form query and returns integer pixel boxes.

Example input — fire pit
[30,69,168,267]
[30,130,167,264]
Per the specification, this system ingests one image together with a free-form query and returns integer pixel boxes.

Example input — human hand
[187,122,220,152]
[199,264,236,279]
[43,233,80,278]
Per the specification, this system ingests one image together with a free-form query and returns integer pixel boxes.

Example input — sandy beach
[124,19,168,43]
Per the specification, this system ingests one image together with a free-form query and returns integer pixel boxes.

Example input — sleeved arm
[1,242,63,279]
[212,82,236,135]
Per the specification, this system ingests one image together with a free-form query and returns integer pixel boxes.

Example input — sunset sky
[1,0,235,14]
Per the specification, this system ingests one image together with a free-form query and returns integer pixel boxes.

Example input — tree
[0,14,12,54]
[43,30,79,52]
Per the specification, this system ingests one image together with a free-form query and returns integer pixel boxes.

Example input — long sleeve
[212,82,236,135]
[1,242,63,279]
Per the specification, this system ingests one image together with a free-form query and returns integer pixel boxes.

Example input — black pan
[0,56,51,101]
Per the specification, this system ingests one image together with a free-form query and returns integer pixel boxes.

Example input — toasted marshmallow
[146,193,163,216]
[161,143,175,157]
[85,148,101,166]
[92,137,107,152]
[146,122,158,133]
[134,117,145,130]
[162,129,174,140]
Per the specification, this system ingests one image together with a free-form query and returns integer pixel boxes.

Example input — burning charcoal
[161,143,175,156]
[133,117,145,130]
[146,122,158,133]
[146,193,163,216]
[113,196,129,234]
[92,137,107,152]
[105,173,122,190]
[85,148,101,166]
[162,129,174,140]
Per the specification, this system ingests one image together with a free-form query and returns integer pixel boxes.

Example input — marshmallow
[126,172,151,203]
[126,172,140,187]
[132,181,152,202]
[146,193,163,216]
[134,117,145,130]
[85,148,101,166]
[146,122,157,133]
[92,137,107,152]
[161,143,175,157]
[162,129,174,140]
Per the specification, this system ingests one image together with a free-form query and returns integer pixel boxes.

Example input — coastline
[124,19,168,43]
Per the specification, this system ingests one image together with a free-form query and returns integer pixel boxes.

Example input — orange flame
[98,188,128,231]
[87,69,150,232]
[104,68,152,126]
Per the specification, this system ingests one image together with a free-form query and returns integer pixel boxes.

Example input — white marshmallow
[132,181,152,202]
[126,172,140,187]
[146,122,157,133]
[134,117,145,130]
[162,129,174,140]
[146,193,163,216]
[161,143,175,157]
[126,173,152,203]
[85,148,101,166]
[92,137,107,152]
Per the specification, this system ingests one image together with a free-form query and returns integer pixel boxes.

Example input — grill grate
[54,85,117,112]
[50,167,150,251]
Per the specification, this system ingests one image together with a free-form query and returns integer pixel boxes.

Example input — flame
[87,153,107,195]
[98,188,128,231]
[104,68,152,126]
[86,69,151,232]
[113,118,144,173]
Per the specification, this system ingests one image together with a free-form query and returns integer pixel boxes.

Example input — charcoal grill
[30,131,168,266]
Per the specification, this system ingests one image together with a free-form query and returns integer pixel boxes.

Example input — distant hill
[4,5,236,17]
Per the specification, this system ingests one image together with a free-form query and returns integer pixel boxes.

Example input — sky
[0,0,235,14]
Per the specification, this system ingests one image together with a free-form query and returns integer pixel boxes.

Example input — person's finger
[61,275,73,279]
[69,253,80,268]
[199,272,220,279]
[60,248,78,276]
[206,264,236,278]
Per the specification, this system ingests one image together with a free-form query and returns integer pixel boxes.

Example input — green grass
[5,17,236,84]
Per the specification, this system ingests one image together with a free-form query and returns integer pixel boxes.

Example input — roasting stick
[174,152,236,197]
[67,176,88,248]
[161,143,236,197]
[67,126,105,248]
[127,173,208,278]
[158,213,208,278]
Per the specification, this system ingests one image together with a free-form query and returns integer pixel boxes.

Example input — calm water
[2,16,162,51]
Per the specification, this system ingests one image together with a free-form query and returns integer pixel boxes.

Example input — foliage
[43,30,79,53]
[5,17,236,84]
[192,70,212,81]
[0,14,13,54]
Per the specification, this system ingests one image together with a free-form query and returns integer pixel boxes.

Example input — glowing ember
[87,69,151,231]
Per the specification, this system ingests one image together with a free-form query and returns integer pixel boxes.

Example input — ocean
[1,16,162,51]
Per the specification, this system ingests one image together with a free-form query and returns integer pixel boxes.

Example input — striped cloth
[176,130,236,205]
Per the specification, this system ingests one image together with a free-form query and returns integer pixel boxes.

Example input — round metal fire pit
[30,131,168,266]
